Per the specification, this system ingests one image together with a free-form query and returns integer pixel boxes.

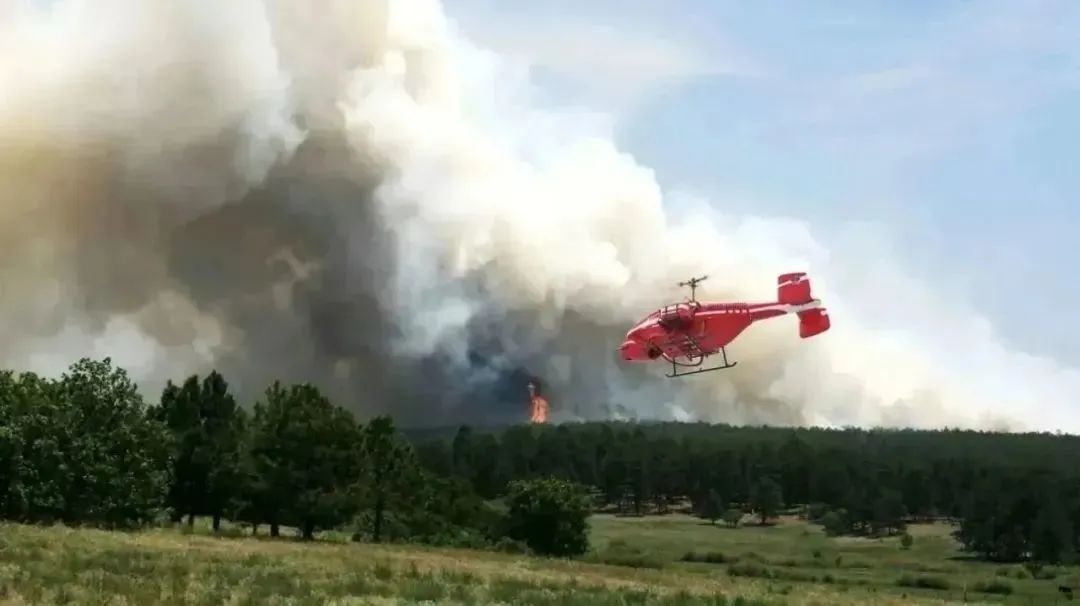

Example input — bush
[681,550,728,564]
[973,579,1013,595]
[897,574,951,590]
[504,477,591,556]
[900,532,914,549]
[722,507,743,528]
[1024,562,1059,579]
[727,562,824,583]
[820,510,848,537]
[727,562,773,579]
[806,502,830,522]
[588,539,664,569]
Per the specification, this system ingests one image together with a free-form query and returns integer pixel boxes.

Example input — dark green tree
[55,358,170,526]
[750,476,783,525]
[469,432,502,498]
[447,425,501,498]
[245,381,361,540]
[451,425,474,480]
[0,370,56,521]
[499,426,538,480]
[233,428,275,536]
[156,377,203,526]
[358,415,414,543]
[155,371,247,531]
[504,477,591,556]
[723,507,743,528]
[1030,495,1074,563]
[700,489,724,525]
[873,489,908,536]
[200,373,247,532]
[821,509,849,536]
[902,468,934,521]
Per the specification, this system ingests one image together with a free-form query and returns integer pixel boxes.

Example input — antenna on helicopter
[677,275,708,302]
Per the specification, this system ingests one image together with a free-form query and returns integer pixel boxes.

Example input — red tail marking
[777,272,811,305]
[798,308,830,338]
[778,272,830,338]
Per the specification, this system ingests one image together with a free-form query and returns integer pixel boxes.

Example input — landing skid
[663,347,738,378]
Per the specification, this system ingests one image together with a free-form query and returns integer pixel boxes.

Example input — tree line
[3,356,1080,565]
[0,358,588,556]
[412,417,1080,564]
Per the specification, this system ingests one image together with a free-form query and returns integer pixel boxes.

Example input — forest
[2,356,1079,566]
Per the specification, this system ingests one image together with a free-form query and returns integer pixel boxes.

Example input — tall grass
[0,517,1017,605]
[0,522,789,605]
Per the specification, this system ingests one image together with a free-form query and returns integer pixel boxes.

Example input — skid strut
[656,331,739,378]
[666,347,737,378]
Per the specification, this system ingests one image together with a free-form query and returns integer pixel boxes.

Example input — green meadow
[588,513,1080,604]
[4,512,1075,605]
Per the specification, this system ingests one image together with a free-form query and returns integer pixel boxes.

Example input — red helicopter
[618,272,830,378]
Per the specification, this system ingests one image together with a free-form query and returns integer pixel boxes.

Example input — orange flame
[530,395,549,424]
[527,380,549,424]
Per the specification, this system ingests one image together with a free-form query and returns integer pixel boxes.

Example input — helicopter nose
[619,339,645,361]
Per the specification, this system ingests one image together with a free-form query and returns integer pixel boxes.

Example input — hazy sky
[444,0,1080,365]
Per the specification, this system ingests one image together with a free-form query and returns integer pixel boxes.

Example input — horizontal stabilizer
[798,308,830,338]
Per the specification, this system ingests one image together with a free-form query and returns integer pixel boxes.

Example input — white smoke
[0,0,1075,432]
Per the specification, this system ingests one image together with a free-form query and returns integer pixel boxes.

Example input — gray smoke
[2,0,1077,431]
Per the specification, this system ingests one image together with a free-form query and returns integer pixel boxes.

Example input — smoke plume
[2,0,1077,431]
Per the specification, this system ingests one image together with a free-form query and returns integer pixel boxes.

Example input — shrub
[821,510,848,537]
[806,503,830,522]
[897,574,951,590]
[681,551,728,564]
[723,508,743,528]
[973,579,1013,595]
[590,540,664,569]
[504,477,591,556]
[727,562,773,579]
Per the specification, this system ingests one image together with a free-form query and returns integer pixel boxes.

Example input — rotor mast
[678,275,708,302]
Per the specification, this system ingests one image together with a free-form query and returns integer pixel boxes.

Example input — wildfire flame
[530,395,549,424]
[528,380,549,424]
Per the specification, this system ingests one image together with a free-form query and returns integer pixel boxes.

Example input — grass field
[0,513,1076,604]
[588,513,1080,604]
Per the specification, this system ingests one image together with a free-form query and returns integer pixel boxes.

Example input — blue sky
[445,0,1080,364]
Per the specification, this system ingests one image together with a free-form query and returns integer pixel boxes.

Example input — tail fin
[777,272,811,305]
[777,272,830,338]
